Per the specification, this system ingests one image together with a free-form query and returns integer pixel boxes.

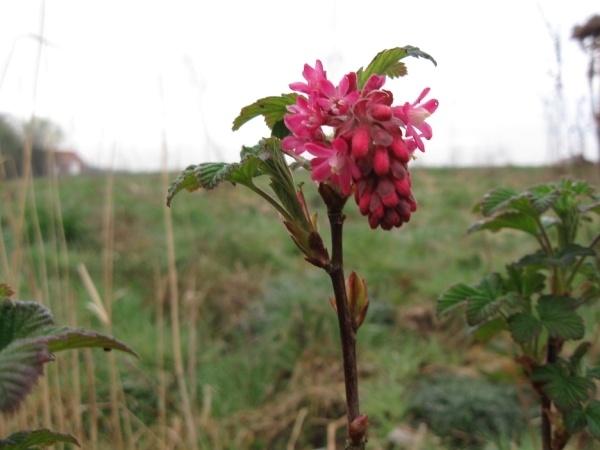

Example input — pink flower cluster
[282,61,438,230]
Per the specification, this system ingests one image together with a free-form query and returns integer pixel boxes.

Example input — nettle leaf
[586,399,600,439]
[527,184,560,213]
[437,283,478,316]
[0,428,79,449]
[0,340,53,414]
[468,211,539,236]
[356,46,436,88]
[35,326,138,357]
[232,94,298,132]
[508,313,542,343]
[537,296,584,340]
[531,363,596,412]
[565,404,588,434]
[0,300,55,351]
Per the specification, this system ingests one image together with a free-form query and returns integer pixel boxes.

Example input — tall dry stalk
[155,262,168,446]
[160,78,198,449]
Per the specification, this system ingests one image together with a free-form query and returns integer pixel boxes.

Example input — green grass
[1,164,598,449]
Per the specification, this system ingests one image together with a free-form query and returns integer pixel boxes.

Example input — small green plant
[438,179,600,450]
[0,283,137,449]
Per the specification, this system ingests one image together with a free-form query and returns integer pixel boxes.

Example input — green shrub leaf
[468,212,539,236]
[474,318,510,343]
[586,400,600,439]
[0,300,54,351]
[587,365,600,380]
[508,313,542,343]
[166,165,203,206]
[537,296,584,340]
[35,326,138,357]
[0,340,53,414]
[527,184,561,213]
[531,363,595,412]
[564,404,588,434]
[232,94,298,132]
[0,428,79,449]
[437,283,478,316]
[466,273,513,326]
[356,46,436,88]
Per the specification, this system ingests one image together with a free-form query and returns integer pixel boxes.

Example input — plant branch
[320,185,365,449]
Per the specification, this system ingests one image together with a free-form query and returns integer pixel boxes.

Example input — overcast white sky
[0,0,598,171]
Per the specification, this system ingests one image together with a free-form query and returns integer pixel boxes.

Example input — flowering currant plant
[168,47,437,449]
[438,180,600,450]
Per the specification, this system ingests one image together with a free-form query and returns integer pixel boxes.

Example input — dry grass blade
[77,263,109,327]
[287,407,308,450]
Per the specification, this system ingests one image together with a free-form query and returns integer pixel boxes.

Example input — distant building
[48,150,87,176]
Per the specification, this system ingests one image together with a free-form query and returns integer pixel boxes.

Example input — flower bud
[373,146,390,176]
[348,414,369,444]
[346,271,370,330]
[351,126,370,159]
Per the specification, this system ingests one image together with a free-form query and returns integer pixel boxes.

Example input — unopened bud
[346,271,370,330]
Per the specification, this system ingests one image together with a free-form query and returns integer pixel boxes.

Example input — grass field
[1,164,599,449]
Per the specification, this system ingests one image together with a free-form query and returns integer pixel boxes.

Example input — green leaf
[505,264,546,299]
[0,300,54,351]
[166,165,202,206]
[586,400,600,439]
[468,211,539,236]
[564,404,588,434]
[35,326,138,358]
[0,340,53,414]
[271,120,292,139]
[527,184,561,214]
[232,94,298,132]
[587,365,600,380]
[531,363,595,412]
[479,188,539,218]
[0,428,79,449]
[474,318,510,343]
[466,273,511,326]
[437,283,478,316]
[508,313,542,343]
[537,296,584,340]
[579,201,600,216]
[568,342,591,376]
[356,46,436,88]
[516,245,596,269]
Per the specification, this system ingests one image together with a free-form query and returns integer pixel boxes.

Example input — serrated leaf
[569,342,592,376]
[437,283,478,316]
[356,46,436,88]
[468,211,539,236]
[480,188,540,218]
[195,162,237,189]
[271,119,292,139]
[531,363,595,412]
[166,165,202,206]
[579,201,600,215]
[587,365,600,380]
[527,184,560,213]
[518,245,596,269]
[564,404,588,434]
[0,300,54,351]
[0,428,79,449]
[465,273,510,326]
[232,94,298,132]
[35,326,138,358]
[0,340,53,414]
[474,318,510,343]
[505,264,546,299]
[537,296,584,340]
[508,313,542,343]
[586,400,600,439]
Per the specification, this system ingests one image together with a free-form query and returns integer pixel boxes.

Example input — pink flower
[305,138,360,196]
[393,88,439,152]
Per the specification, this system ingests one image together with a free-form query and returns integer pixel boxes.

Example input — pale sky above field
[0,0,598,171]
